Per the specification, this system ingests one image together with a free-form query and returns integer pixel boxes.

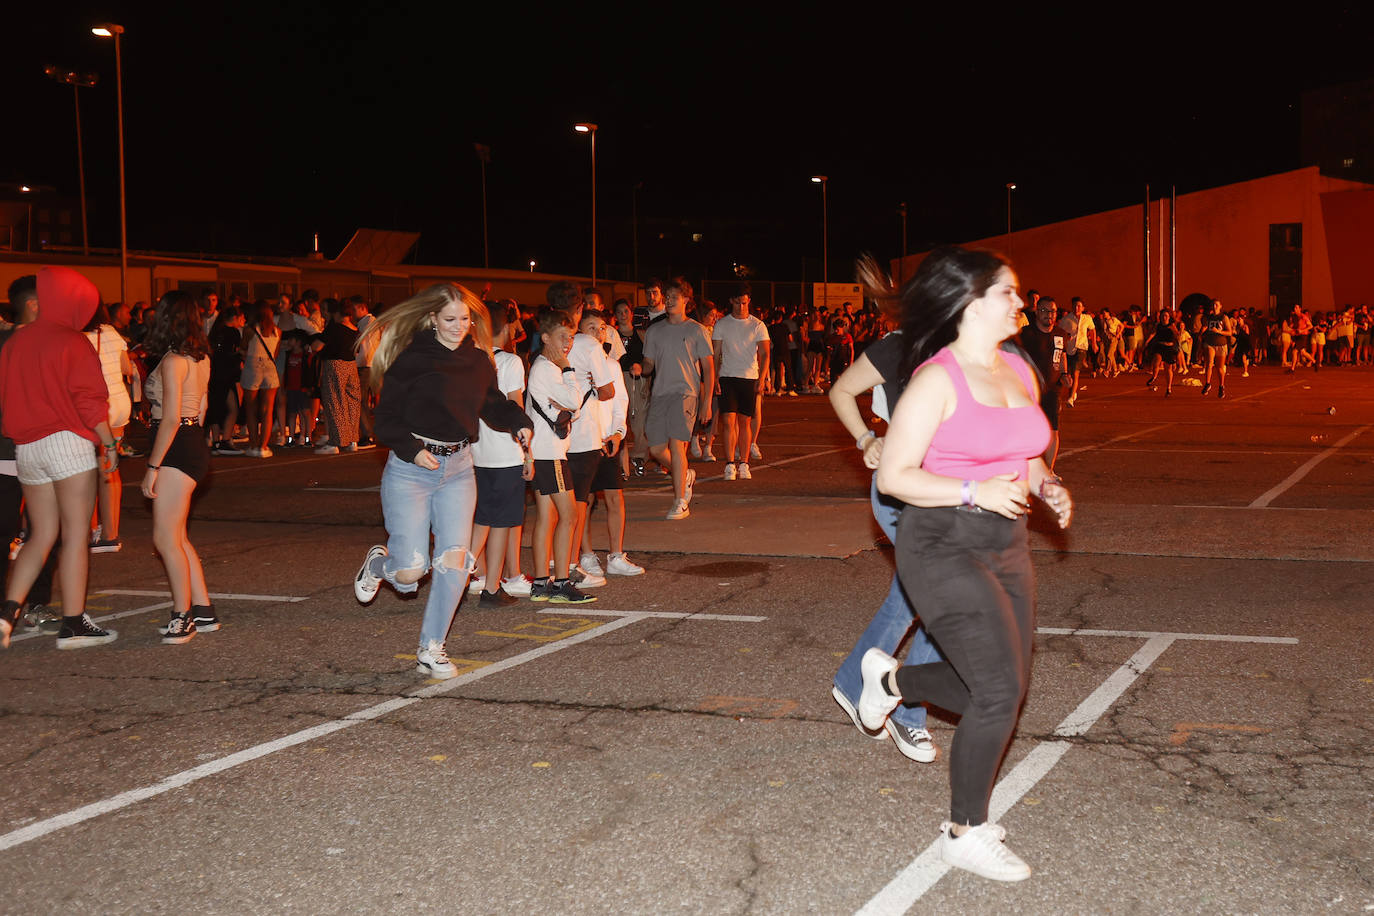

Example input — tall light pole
[574,123,597,285]
[44,66,98,256]
[474,143,491,268]
[92,23,127,306]
[1005,182,1017,240]
[811,175,828,312]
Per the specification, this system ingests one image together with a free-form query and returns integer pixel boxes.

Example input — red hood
[36,266,99,331]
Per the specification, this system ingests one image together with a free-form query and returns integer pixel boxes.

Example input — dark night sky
[8,3,1374,285]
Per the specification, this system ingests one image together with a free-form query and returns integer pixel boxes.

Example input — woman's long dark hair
[82,300,112,334]
[895,246,1011,380]
[144,290,211,362]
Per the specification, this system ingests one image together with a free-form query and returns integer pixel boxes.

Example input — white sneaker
[690,437,702,458]
[468,574,485,595]
[857,647,901,730]
[886,721,938,763]
[579,553,605,577]
[605,553,645,576]
[831,685,885,739]
[574,566,607,588]
[683,468,696,503]
[938,822,1031,882]
[737,462,752,480]
[415,641,458,679]
[244,447,260,458]
[702,449,716,462]
[259,446,274,458]
[314,444,339,455]
[501,574,533,597]
[666,500,690,521]
[723,463,737,481]
[750,442,762,461]
[354,545,386,604]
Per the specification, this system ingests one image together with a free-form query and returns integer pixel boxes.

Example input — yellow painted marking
[648,772,665,780]
[532,761,550,769]
[1152,806,1168,813]
[1022,797,1042,806]
[738,647,752,654]
[1157,666,1173,672]
[1266,816,1286,822]
[476,617,600,642]
[1170,723,1268,747]
[427,755,447,763]
[1252,672,1271,679]
[696,696,799,719]
[832,652,845,658]
[444,658,492,677]
[768,779,785,787]
[127,735,141,741]
[649,643,663,649]
[1068,662,1081,668]
[878,787,894,796]
[299,626,314,631]
[394,654,417,660]
[310,747,328,753]
[1359,678,1373,684]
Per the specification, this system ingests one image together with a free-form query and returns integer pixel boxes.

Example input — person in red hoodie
[0,266,118,650]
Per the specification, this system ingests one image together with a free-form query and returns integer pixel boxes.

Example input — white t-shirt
[712,314,769,379]
[567,333,621,453]
[525,355,582,460]
[1075,314,1096,350]
[597,345,628,441]
[472,350,526,468]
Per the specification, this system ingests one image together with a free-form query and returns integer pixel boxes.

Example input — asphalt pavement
[1,362,1372,914]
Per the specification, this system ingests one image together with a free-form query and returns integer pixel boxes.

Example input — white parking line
[858,628,1297,913]
[1058,423,1174,459]
[0,609,756,852]
[9,600,174,643]
[1248,424,1371,508]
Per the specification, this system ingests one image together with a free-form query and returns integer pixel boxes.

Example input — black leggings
[893,505,1035,826]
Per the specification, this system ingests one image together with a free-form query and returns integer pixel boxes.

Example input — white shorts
[16,431,99,486]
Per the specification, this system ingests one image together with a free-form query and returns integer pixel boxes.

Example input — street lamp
[92,22,127,306]
[811,176,828,312]
[529,259,537,273]
[574,122,597,285]
[44,66,98,255]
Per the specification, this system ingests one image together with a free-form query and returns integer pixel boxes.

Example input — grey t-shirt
[643,318,713,396]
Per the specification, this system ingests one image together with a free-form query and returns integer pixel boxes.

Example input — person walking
[83,301,136,552]
[141,291,216,644]
[312,298,362,455]
[855,246,1072,882]
[0,266,118,650]
[239,301,281,457]
[352,284,533,679]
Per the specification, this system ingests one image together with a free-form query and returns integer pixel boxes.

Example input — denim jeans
[832,476,944,729]
[379,449,477,647]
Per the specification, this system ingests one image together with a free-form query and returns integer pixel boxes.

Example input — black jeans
[893,505,1035,826]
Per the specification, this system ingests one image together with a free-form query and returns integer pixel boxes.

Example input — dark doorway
[1268,223,1302,316]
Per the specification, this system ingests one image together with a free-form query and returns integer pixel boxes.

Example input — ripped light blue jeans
[832,476,945,730]
[379,448,477,647]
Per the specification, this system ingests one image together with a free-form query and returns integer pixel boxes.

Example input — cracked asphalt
[1,364,1372,914]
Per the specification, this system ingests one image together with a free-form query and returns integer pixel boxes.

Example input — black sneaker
[529,577,554,602]
[1218,385,1226,400]
[1201,383,1212,397]
[56,613,118,649]
[548,579,596,604]
[160,605,219,634]
[479,588,518,608]
[161,612,198,645]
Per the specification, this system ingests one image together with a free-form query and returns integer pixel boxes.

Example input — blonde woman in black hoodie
[352,284,532,679]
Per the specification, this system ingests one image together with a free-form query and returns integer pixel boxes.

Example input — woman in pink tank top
[855,246,1073,883]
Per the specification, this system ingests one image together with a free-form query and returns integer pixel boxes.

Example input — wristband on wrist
[855,430,875,450]
[147,464,161,471]
[1039,475,1063,499]
[961,479,978,507]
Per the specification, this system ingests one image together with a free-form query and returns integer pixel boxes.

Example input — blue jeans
[833,476,944,729]
[379,449,477,647]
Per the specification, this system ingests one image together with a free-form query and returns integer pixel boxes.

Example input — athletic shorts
[566,449,601,503]
[1064,352,1081,373]
[591,453,623,492]
[15,430,99,486]
[474,464,526,528]
[160,423,211,484]
[718,377,758,417]
[645,392,697,447]
[532,458,571,497]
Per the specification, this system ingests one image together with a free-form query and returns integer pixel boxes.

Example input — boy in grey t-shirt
[641,277,715,520]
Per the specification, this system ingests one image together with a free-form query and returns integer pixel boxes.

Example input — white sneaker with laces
[468,575,485,595]
[690,437,702,458]
[605,553,645,576]
[579,553,605,577]
[501,574,533,597]
[750,442,762,461]
[354,545,386,604]
[723,463,737,481]
[938,822,1032,882]
[831,685,885,739]
[315,444,340,455]
[886,721,938,762]
[702,449,716,462]
[574,566,607,588]
[416,641,458,679]
[737,462,752,480]
[666,499,690,521]
[857,647,901,730]
[684,468,696,503]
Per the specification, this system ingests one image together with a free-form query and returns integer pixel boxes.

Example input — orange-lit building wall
[893,167,1373,315]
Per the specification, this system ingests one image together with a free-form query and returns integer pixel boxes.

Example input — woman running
[141,291,216,644]
[1143,308,1180,396]
[1199,298,1234,398]
[855,246,1072,882]
[352,283,533,679]
[0,266,117,650]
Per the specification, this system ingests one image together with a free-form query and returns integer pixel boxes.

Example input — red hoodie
[0,266,108,445]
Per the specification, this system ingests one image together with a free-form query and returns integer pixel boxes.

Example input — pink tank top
[920,347,1051,482]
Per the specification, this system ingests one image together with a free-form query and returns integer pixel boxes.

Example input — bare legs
[5,471,97,620]
[151,467,209,613]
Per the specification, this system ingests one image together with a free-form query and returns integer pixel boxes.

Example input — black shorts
[1065,352,1081,373]
[532,458,571,497]
[162,423,210,484]
[591,453,623,492]
[474,465,526,528]
[1038,387,1061,431]
[718,377,758,417]
[566,449,601,502]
